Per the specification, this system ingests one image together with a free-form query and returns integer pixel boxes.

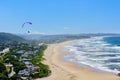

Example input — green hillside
[0,32,26,43]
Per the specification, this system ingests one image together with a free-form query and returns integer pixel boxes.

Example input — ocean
[63,36,120,74]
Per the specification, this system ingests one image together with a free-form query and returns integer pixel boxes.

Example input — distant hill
[0,32,26,43]
[18,33,120,44]
[18,34,91,43]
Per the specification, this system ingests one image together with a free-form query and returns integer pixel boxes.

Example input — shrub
[10,74,23,80]
[0,62,6,73]
[38,63,51,78]
[0,73,8,80]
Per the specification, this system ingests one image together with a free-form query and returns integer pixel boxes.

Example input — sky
[0,0,120,34]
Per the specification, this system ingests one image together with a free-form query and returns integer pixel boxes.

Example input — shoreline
[36,40,119,80]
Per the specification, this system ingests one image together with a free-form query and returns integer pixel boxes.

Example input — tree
[13,61,26,74]
[0,62,8,74]
[0,73,8,80]
[0,62,9,79]
[10,74,23,80]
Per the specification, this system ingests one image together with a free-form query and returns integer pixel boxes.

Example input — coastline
[36,40,119,80]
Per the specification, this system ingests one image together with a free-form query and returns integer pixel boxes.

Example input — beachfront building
[18,68,34,77]
[24,61,34,67]
[0,48,9,55]
[16,50,25,54]
[23,51,34,57]
[20,58,31,62]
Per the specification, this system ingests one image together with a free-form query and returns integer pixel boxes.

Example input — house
[34,66,40,70]
[18,68,34,77]
[20,57,31,62]
[0,48,9,55]
[16,50,25,54]
[23,51,34,57]
[6,63,13,68]
[24,61,34,68]
[38,43,44,46]
[33,50,38,54]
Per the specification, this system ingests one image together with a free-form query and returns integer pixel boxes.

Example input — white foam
[63,36,120,74]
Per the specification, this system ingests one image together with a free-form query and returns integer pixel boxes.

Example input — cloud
[63,27,70,30]
[31,31,46,35]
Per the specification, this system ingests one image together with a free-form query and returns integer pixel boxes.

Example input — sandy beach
[36,40,120,80]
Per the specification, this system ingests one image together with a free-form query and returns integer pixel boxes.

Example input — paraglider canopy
[22,22,32,27]
[22,22,32,33]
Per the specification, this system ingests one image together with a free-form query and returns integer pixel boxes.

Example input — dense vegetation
[0,62,9,79]
[0,41,50,80]
[31,44,51,78]
[0,56,9,80]
[4,49,26,74]
[0,32,26,43]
